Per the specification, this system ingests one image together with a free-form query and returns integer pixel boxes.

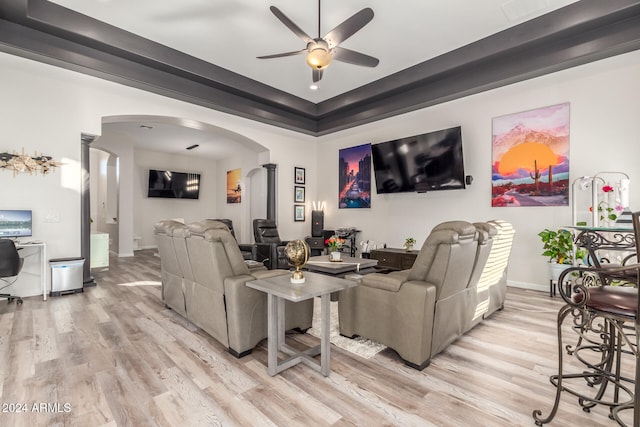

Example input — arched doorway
[80,115,272,281]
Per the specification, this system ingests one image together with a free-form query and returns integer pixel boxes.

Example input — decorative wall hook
[0,148,63,177]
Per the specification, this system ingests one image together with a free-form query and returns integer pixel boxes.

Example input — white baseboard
[507,280,549,293]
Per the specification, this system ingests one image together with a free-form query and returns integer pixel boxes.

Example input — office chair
[0,239,24,304]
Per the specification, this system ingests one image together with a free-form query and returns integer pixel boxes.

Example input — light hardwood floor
[0,250,632,426]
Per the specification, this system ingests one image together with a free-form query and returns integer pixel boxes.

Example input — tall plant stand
[571,172,630,228]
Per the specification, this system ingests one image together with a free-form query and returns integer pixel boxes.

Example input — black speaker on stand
[311,210,324,237]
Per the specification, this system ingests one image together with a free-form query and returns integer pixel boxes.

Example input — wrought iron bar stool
[533,211,640,427]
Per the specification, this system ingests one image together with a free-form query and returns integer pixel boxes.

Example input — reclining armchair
[253,219,290,270]
[339,221,480,370]
[209,218,256,261]
[154,219,313,357]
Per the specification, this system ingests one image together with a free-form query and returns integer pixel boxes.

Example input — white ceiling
[50,0,578,103]
[102,120,260,160]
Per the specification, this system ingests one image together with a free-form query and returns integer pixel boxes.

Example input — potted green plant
[538,228,586,281]
[404,237,416,252]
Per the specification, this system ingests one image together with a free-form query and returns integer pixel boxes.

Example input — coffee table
[246,271,356,376]
[305,255,378,276]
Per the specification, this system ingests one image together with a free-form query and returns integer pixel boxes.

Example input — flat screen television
[147,169,201,199]
[371,126,466,194]
[0,209,33,238]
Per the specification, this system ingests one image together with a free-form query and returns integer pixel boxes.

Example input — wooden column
[263,163,276,221]
[81,133,96,287]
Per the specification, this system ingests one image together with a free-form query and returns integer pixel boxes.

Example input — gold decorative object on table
[284,239,310,284]
[0,148,63,177]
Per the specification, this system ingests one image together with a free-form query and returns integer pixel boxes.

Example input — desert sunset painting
[226,168,242,204]
[492,103,570,207]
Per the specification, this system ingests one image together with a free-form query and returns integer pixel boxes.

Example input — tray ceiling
[1,0,640,137]
[49,0,578,103]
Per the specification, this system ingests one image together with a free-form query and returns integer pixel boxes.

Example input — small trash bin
[50,257,85,297]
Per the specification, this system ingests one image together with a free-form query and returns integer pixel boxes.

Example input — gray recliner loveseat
[339,219,514,370]
[339,221,481,369]
[154,219,313,357]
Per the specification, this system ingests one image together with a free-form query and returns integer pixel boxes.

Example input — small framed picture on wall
[294,167,305,184]
[294,205,305,222]
[294,186,305,203]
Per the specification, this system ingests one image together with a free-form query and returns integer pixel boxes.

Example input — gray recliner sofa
[154,219,313,357]
[339,221,482,370]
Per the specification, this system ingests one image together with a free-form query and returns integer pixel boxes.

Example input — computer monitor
[0,209,33,238]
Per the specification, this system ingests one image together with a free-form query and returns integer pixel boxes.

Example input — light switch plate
[44,210,60,223]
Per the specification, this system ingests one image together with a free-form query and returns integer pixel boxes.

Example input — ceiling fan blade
[324,8,374,48]
[269,6,313,44]
[257,49,306,60]
[332,47,379,67]
[312,69,324,82]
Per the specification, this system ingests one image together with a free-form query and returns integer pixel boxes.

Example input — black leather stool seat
[574,286,638,318]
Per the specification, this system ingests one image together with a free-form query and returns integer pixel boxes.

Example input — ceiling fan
[257,0,379,83]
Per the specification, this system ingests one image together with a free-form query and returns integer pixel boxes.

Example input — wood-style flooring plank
[158,366,234,426]
[61,362,114,426]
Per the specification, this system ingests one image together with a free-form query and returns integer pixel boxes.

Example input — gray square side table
[247,271,356,376]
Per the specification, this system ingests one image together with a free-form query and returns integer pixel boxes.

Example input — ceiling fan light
[306,48,332,70]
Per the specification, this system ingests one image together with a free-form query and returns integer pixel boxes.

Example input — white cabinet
[91,233,109,269]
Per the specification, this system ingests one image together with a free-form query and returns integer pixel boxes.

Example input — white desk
[16,242,47,301]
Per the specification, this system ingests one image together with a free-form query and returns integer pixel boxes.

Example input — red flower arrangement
[325,236,345,252]
[602,185,614,192]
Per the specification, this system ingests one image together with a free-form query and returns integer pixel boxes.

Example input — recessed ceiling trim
[1,0,640,136]
[0,0,317,117]
[316,0,640,118]
[316,4,640,134]
[0,18,320,135]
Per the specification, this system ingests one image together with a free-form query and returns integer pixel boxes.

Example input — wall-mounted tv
[371,126,466,194]
[0,209,33,238]
[147,169,201,199]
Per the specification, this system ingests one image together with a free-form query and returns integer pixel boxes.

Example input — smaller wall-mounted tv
[371,126,466,194]
[148,169,201,199]
[0,209,33,238]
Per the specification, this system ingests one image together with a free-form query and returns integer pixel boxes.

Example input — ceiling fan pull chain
[318,0,321,38]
